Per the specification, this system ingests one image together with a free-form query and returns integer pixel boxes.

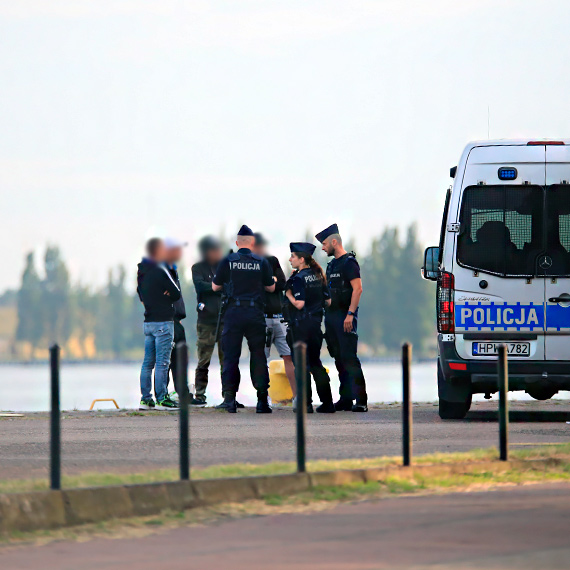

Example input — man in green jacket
[191,236,225,406]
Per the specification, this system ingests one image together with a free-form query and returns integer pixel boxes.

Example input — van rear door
[544,145,570,360]
[453,145,546,361]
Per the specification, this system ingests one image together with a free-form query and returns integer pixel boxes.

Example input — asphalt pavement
[1,400,570,479]
[2,483,570,569]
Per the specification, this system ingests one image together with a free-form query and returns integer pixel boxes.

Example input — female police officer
[284,242,335,413]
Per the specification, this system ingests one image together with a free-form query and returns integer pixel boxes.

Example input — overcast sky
[2,0,570,290]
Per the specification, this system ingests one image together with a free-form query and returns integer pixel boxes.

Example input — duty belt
[293,310,324,324]
[228,297,263,308]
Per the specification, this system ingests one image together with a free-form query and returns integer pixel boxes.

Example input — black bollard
[177,342,190,480]
[50,344,61,490]
[498,344,509,461]
[294,341,307,473]
[402,343,412,467]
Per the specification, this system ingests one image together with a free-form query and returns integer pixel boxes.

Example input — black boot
[316,401,336,413]
[215,392,237,413]
[256,394,272,414]
[292,400,314,413]
[190,395,207,407]
[352,401,368,413]
[334,398,353,411]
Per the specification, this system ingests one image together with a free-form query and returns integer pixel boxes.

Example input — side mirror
[422,246,439,281]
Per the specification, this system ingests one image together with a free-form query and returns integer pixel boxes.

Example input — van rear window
[457,185,543,277]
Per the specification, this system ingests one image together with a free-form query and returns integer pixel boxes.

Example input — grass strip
[1,442,570,494]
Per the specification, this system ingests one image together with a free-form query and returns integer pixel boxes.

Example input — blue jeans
[140,321,174,402]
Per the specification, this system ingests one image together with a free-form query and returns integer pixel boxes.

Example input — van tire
[438,397,472,420]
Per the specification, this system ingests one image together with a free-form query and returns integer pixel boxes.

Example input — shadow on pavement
[465,410,570,423]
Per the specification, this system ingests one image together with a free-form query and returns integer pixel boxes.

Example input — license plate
[472,342,530,356]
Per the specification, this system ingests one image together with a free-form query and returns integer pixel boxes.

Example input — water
[0,360,551,412]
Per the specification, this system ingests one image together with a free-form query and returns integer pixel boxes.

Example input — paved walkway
[2,484,570,569]
[1,401,570,479]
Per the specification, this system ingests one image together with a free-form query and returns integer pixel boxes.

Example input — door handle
[548,296,570,303]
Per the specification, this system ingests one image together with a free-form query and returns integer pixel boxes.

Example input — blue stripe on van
[455,302,544,331]
[546,304,570,331]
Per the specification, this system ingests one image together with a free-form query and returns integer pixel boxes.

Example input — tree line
[9,225,434,360]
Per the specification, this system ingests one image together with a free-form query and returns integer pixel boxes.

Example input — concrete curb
[0,458,558,534]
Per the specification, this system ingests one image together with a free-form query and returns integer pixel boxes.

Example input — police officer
[315,223,368,412]
[284,242,335,413]
[212,225,276,413]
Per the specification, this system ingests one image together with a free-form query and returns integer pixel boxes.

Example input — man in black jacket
[137,237,181,410]
[164,237,188,400]
[253,233,296,399]
[191,236,224,406]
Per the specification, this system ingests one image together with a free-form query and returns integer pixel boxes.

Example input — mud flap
[437,360,472,403]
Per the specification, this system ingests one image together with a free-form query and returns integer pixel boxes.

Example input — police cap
[315,223,339,243]
[238,224,254,237]
[290,242,316,255]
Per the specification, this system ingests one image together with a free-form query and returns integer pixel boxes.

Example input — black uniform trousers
[169,320,189,397]
[289,316,333,406]
[324,310,367,404]
[221,304,270,397]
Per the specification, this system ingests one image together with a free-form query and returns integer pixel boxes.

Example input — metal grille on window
[559,215,570,252]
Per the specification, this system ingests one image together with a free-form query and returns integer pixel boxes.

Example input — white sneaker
[139,398,156,411]
[169,391,179,403]
[156,398,179,411]
[292,396,297,412]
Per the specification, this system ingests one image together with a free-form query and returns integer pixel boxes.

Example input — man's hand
[343,313,354,333]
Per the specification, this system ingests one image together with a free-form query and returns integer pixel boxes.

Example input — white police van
[423,140,570,418]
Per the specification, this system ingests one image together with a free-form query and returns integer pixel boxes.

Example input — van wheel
[439,397,472,420]
[526,386,557,401]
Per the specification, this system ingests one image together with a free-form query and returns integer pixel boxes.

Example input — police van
[422,140,570,418]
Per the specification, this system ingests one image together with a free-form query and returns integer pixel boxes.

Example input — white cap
[164,237,188,249]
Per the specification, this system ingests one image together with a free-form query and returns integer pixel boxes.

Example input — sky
[2,0,570,290]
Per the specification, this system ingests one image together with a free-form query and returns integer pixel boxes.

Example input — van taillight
[437,272,454,333]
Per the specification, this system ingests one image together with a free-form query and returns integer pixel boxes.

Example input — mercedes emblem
[539,255,553,269]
